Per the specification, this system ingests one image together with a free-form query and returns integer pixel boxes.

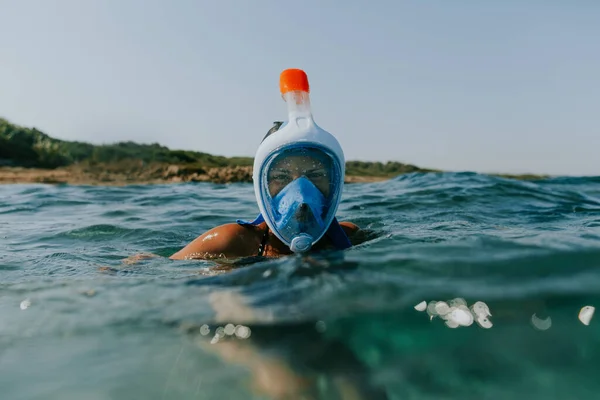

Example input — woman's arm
[170,224,260,260]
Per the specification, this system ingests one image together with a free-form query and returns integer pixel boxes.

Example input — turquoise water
[2,172,600,399]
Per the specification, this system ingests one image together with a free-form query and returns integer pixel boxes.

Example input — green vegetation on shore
[345,160,437,177]
[0,118,254,169]
[1,117,547,181]
[0,117,434,177]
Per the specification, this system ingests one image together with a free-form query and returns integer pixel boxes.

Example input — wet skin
[169,220,362,260]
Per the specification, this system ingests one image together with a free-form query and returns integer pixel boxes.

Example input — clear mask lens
[260,147,342,250]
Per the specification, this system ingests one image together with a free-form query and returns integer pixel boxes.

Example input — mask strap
[325,217,352,249]
[236,214,264,226]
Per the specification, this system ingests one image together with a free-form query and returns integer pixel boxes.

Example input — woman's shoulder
[337,221,369,246]
[170,223,263,260]
[338,221,360,236]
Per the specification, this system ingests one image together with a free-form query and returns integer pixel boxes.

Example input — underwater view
[2,172,600,399]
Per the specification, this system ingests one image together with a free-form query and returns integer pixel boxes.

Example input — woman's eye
[307,172,326,179]
[271,174,291,182]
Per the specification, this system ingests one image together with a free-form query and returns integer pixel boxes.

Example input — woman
[169,118,386,397]
[170,120,364,261]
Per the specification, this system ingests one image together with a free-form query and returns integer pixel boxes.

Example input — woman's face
[267,151,333,198]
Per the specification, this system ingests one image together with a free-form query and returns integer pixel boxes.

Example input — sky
[1,0,599,176]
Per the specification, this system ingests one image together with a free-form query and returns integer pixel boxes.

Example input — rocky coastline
[0,163,391,185]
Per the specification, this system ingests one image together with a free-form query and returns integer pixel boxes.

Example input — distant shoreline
[0,117,549,185]
[0,165,391,185]
[0,164,548,185]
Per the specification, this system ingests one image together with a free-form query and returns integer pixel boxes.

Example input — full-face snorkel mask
[250,69,347,253]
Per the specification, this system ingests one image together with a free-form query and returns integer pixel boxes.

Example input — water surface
[2,172,600,399]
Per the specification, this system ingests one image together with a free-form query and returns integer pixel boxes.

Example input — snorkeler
[170,69,361,260]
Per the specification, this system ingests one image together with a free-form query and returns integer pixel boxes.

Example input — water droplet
[445,319,460,329]
[20,299,31,310]
[451,308,474,327]
[426,301,438,317]
[435,302,450,316]
[224,324,236,336]
[579,306,595,326]
[470,301,491,317]
[449,298,467,308]
[200,324,210,336]
[414,301,427,311]
[234,325,251,339]
[215,326,225,337]
[531,313,552,331]
[476,317,493,329]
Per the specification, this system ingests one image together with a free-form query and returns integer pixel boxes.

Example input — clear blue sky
[1,1,598,176]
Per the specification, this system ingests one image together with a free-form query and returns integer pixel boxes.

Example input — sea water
[2,172,600,399]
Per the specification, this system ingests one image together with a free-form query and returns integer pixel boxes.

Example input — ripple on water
[2,173,600,399]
